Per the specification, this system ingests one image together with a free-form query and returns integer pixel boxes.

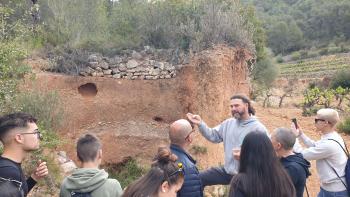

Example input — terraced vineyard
[279,53,350,78]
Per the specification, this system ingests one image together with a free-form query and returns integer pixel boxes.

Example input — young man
[271,127,311,197]
[60,133,123,197]
[0,112,49,197]
[292,108,349,197]
[169,119,203,197]
[187,94,268,187]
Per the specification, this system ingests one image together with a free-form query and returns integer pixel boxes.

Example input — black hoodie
[280,153,311,197]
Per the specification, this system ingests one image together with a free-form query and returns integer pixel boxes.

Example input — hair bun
[154,146,177,164]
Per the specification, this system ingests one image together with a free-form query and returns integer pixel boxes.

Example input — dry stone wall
[79,46,190,80]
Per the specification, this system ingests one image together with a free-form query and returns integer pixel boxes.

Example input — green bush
[307,50,319,58]
[105,158,146,189]
[276,55,284,63]
[328,46,341,54]
[291,51,301,61]
[337,116,350,134]
[330,69,350,89]
[318,48,329,56]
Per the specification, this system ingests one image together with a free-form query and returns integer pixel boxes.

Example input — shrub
[330,69,350,89]
[191,145,208,155]
[318,48,328,56]
[291,51,301,61]
[276,55,284,63]
[337,116,350,134]
[104,157,146,189]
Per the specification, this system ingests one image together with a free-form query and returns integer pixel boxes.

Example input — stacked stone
[79,49,178,80]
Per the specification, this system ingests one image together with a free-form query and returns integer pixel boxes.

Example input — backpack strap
[326,138,349,190]
[328,139,350,157]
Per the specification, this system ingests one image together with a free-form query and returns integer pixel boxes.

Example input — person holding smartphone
[292,108,349,197]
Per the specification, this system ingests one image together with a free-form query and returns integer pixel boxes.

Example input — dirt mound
[25,45,252,166]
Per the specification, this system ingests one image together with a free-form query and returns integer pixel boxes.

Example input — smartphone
[291,118,299,129]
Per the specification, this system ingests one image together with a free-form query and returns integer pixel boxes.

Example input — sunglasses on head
[169,162,184,177]
[315,118,326,123]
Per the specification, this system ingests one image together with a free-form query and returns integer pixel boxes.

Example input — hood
[64,168,108,193]
[237,116,258,126]
[281,153,311,177]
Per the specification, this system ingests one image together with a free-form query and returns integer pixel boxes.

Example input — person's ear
[277,142,282,150]
[97,149,103,160]
[14,133,24,144]
[161,181,170,193]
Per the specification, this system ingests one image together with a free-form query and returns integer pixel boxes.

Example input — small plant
[191,145,208,155]
[337,116,350,134]
[104,157,146,189]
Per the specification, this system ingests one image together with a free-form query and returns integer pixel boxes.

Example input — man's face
[20,122,40,151]
[230,99,248,119]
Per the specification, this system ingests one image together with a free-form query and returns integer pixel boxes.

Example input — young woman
[229,131,296,197]
[122,146,184,197]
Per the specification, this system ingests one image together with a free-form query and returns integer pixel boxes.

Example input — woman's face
[158,179,184,197]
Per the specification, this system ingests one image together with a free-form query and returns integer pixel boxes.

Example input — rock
[113,74,121,79]
[149,60,156,66]
[144,45,154,54]
[109,56,123,64]
[132,51,143,60]
[126,73,133,79]
[183,55,190,64]
[149,68,160,76]
[96,72,104,77]
[91,72,97,77]
[88,54,102,62]
[79,72,88,76]
[88,61,99,68]
[61,161,77,174]
[165,75,171,79]
[99,61,109,70]
[127,69,136,73]
[171,73,177,77]
[161,71,168,75]
[109,64,118,68]
[134,72,142,76]
[131,76,138,80]
[126,60,139,69]
[160,75,165,79]
[83,67,95,74]
[118,64,127,72]
[145,76,153,80]
[153,76,159,80]
[112,68,119,74]
[103,69,112,75]
[164,62,175,71]
[95,67,102,72]
[154,62,164,70]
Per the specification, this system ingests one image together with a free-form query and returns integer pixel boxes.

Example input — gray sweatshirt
[198,116,268,175]
[298,131,348,192]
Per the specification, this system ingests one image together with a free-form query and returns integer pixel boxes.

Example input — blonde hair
[317,108,340,126]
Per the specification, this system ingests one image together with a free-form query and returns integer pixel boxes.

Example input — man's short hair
[77,134,101,162]
[230,94,255,115]
[0,112,37,142]
[317,108,340,126]
[273,127,296,150]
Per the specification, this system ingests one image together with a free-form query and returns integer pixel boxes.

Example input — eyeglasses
[169,162,184,177]
[185,130,194,140]
[0,177,24,195]
[315,118,326,123]
[21,129,42,140]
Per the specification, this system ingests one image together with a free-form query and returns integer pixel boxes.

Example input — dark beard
[232,111,244,119]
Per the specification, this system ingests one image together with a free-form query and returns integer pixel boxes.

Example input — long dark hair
[229,132,296,197]
[231,94,255,115]
[122,147,184,197]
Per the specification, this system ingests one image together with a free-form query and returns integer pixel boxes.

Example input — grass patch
[191,145,208,155]
[103,157,146,189]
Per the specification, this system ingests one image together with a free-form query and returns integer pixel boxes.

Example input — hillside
[278,53,350,78]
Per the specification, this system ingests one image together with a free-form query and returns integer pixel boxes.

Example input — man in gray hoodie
[187,94,268,187]
[60,134,123,197]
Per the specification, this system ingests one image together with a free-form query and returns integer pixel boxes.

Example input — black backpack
[70,191,92,197]
[327,139,350,195]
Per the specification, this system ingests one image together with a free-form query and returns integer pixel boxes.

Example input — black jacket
[0,156,37,197]
[280,153,311,197]
[170,144,203,197]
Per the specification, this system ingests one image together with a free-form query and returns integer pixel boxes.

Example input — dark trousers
[199,166,234,187]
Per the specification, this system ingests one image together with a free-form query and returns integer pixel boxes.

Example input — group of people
[0,94,348,197]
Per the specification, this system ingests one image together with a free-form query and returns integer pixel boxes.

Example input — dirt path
[255,105,350,197]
